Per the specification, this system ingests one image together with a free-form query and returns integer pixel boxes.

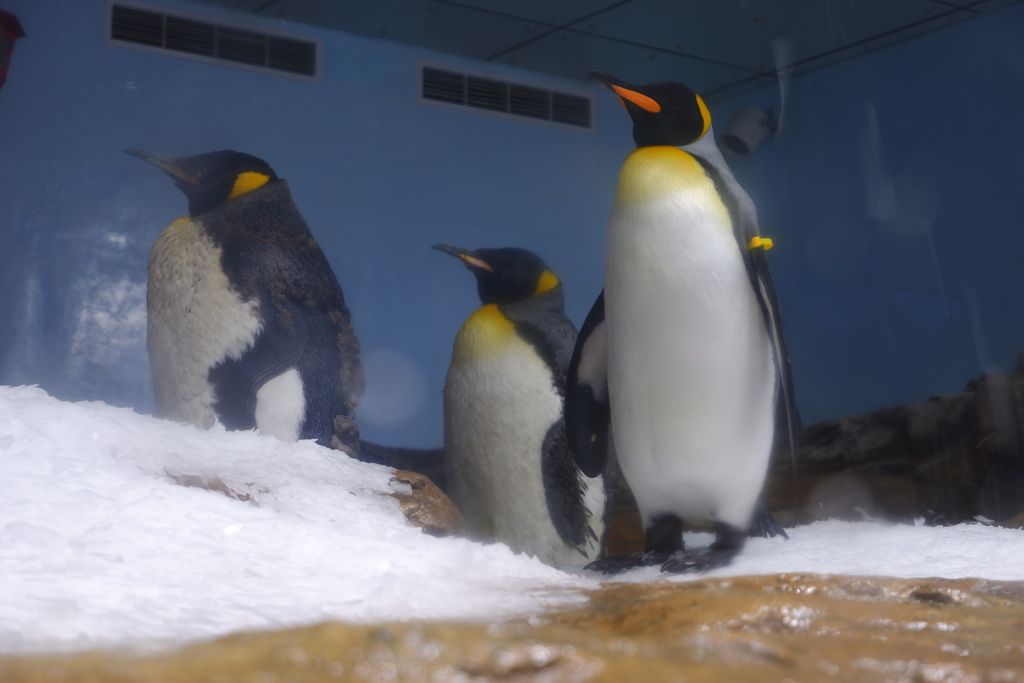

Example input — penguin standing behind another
[435,244,612,567]
[126,149,363,453]
[566,72,797,574]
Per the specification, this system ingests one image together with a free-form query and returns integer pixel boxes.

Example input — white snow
[1,384,1022,655]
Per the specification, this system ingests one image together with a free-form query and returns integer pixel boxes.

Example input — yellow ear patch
[534,269,560,295]
[696,95,712,140]
[748,236,774,251]
[227,172,270,202]
[611,84,661,113]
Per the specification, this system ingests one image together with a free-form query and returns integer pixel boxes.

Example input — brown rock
[389,469,467,537]
[1002,512,1024,529]
[166,471,265,503]
[764,358,1024,526]
[329,414,361,457]
[3,574,1022,682]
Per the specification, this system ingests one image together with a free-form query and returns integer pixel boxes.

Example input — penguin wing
[541,407,597,551]
[503,310,596,550]
[207,288,311,431]
[691,148,800,460]
[564,290,611,478]
[746,243,800,462]
[216,184,364,417]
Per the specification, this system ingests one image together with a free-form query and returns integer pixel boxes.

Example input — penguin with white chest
[566,72,797,574]
[435,244,611,567]
[127,149,364,452]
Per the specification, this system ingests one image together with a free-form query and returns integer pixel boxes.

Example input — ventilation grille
[421,66,593,131]
[108,2,318,81]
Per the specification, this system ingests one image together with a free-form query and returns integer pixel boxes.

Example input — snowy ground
[1,385,1022,655]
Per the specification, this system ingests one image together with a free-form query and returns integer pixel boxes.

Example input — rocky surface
[762,354,1024,529]
[388,469,467,537]
[162,467,466,538]
[3,573,1022,682]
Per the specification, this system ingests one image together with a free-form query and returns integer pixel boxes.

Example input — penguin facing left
[126,149,364,452]
[434,244,611,567]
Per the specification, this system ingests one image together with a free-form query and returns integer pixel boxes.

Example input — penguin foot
[659,547,737,574]
[584,551,671,575]
[660,522,746,574]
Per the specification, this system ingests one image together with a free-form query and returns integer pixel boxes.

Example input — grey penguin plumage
[566,72,797,574]
[127,149,364,452]
[435,244,612,567]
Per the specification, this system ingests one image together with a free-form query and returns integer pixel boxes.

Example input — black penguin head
[124,149,279,216]
[589,70,711,148]
[432,244,560,305]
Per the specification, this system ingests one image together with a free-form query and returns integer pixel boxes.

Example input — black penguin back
[202,180,364,440]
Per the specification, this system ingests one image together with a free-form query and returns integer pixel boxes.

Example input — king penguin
[434,244,612,567]
[126,149,364,453]
[566,71,798,574]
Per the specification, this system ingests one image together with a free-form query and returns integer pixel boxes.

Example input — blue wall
[715,2,1024,424]
[0,0,633,447]
[1,0,1022,447]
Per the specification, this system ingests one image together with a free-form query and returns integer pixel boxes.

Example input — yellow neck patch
[534,270,560,295]
[226,172,270,203]
[614,146,711,208]
[452,303,516,363]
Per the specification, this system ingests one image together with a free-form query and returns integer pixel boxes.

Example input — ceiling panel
[563,0,950,72]
[191,0,1023,98]
[436,0,617,26]
[258,0,550,60]
[492,30,749,95]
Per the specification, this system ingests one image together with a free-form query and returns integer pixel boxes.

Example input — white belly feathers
[146,217,262,429]
[444,304,603,566]
[605,147,776,529]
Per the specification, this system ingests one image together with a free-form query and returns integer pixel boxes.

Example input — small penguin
[566,71,798,574]
[0,10,25,92]
[435,244,611,567]
[126,149,363,452]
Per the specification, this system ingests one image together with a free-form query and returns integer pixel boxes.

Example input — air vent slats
[111,6,162,47]
[268,37,317,75]
[421,65,593,132]
[217,27,266,66]
[422,68,465,104]
[552,92,591,128]
[108,2,318,81]
[165,17,214,56]
[510,85,550,120]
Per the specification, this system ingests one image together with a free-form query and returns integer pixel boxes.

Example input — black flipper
[747,242,801,465]
[506,311,597,554]
[565,291,611,478]
[692,155,799,466]
[208,290,307,432]
[541,417,595,551]
[209,290,350,448]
